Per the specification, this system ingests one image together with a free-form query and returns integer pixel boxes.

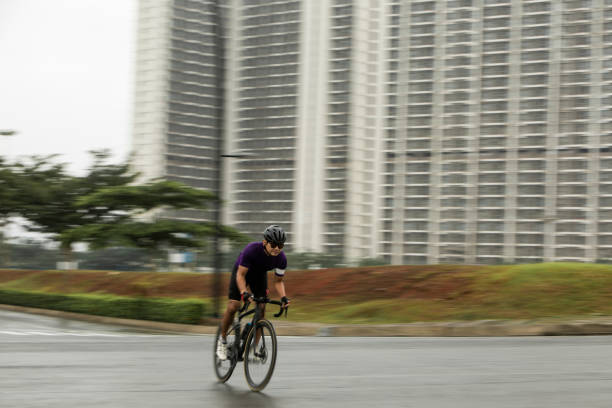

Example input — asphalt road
[1,310,612,408]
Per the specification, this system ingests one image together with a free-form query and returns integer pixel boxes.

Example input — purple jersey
[234,242,288,278]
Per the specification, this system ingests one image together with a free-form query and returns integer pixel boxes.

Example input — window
[479,185,505,195]
[522,75,548,86]
[446,33,473,43]
[518,197,545,207]
[523,1,552,13]
[478,209,504,219]
[411,36,435,46]
[561,73,590,83]
[411,24,435,35]
[411,1,435,12]
[481,112,507,123]
[564,11,591,23]
[410,47,435,58]
[484,29,510,41]
[562,48,591,59]
[520,99,547,110]
[519,135,546,146]
[480,125,507,135]
[482,77,508,88]
[478,197,504,207]
[522,26,549,37]
[446,21,472,32]
[522,14,550,25]
[483,41,510,52]
[482,65,509,76]
[520,123,547,134]
[482,101,508,111]
[520,111,547,122]
[447,9,472,20]
[518,184,545,195]
[521,87,547,98]
[484,6,510,17]
[479,162,504,173]
[482,53,509,65]
[522,50,549,62]
[481,88,508,100]
[518,172,544,182]
[521,63,548,74]
[478,222,504,231]
[447,44,472,55]
[483,17,510,28]
[445,79,471,90]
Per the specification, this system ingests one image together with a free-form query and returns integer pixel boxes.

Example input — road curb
[2,304,612,336]
[319,318,612,337]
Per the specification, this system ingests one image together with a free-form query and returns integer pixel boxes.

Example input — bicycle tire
[213,324,238,382]
[243,319,277,391]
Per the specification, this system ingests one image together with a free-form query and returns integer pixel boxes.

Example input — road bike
[213,297,287,391]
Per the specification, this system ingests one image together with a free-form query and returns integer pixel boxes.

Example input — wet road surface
[1,310,612,407]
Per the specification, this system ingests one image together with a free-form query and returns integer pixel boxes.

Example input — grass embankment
[1,263,612,324]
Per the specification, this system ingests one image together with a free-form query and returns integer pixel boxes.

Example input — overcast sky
[0,0,137,174]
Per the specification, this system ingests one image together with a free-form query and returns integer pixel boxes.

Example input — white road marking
[0,329,159,337]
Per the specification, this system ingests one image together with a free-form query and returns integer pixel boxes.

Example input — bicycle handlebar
[239,296,288,318]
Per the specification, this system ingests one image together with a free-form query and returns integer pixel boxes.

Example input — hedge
[0,289,208,325]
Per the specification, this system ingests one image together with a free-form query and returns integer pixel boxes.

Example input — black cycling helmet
[263,225,286,245]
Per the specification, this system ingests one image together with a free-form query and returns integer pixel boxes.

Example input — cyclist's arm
[273,275,286,298]
[236,265,249,294]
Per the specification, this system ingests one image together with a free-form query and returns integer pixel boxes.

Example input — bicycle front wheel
[243,319,277,391]
[213,324,238,382]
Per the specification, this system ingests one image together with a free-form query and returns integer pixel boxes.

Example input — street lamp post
[211,152,253,319]
[211,0,225,319]
[210,1,255,318]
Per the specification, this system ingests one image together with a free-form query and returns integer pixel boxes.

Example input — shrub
[0,289,207,324]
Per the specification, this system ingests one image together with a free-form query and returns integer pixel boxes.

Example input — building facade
[133,0,393,259]
[389,0,612,264]
[132,0,223,222]
[132,0,612,264]
[225,0,391,259]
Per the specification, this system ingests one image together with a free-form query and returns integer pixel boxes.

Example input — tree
[59,181,248,265]
[0,157,20,221]
[1,151,246,269]
[0,157,22,266]
[15,151,136,237]
[78,247,152,271]
[1,151,137,263]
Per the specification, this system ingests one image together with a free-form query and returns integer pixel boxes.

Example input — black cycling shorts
[228,265,268,301]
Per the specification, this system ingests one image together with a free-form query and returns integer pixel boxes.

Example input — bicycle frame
[231,297,285,361]
[214,296,287,391]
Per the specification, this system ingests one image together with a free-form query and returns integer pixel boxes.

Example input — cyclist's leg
[221,300,240,338]
[249,277,268,348]
[222,266,242,338]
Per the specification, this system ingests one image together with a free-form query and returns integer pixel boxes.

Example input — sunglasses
[268,242,284,249]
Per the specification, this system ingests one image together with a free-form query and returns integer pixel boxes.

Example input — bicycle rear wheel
[243,319,277,391]
[213,324,238,382]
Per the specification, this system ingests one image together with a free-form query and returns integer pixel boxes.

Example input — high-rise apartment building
[389,0,612,264]
[226,0,390,259]
[133,0,393,259]
[132,0,612,264]
[132,0,223,222]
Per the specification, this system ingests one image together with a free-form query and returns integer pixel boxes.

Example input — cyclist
[216,224,290,360]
